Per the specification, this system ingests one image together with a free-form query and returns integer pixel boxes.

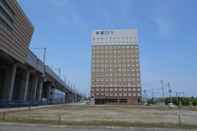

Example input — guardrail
[26,49,64,84]
[26,49,75,93]
[26,49,44,73]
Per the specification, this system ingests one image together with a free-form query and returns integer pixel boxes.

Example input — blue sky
[18,0,197,97]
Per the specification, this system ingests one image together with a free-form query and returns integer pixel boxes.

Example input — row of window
[92,62,139,66]
[92,83,141,87]
[92,74,140,78]
[92,66,139,68]
[92,66,139,70]
[0,0,15,16]
[92,60,139,64]
[0,14,11,30]
[92,54,138,61]
[92,71,140,75]
[93,42,137,45]
[92,63,139,67]
[93,50,138,52]
[92,48,138,52]
[92,64,140,67]
[93,45,138,49]
[92,52,138,55]
[93,87,141,92]
[92,72,140,75]
[92,68,140,72]
[92,73,140,77]
[0,0,14,31]
[92,78,140,82]
[92,76,140,79]
[93,37,136,42]
[93,50,139,53]
[94,92,141,97]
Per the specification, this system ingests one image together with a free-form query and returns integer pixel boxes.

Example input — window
[0,16,12,31]
[0,4,14,24]
[0,0,15,16]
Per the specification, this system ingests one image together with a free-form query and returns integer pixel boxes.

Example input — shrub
[192,99,197,106]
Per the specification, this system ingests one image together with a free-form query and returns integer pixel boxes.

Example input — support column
[47,85,52,100]
[32,76,38,102]
[23,71,30,101]
[38,80,43,101]
[0,67,7,100]
[7,64,17,101]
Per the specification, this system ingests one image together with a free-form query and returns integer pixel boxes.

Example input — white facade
[92,29,139,46]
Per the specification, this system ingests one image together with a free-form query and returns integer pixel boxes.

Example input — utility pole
[176,92,182,127]
[168,82,172,104]
[63,76,67,83]
[151,88,155,104]
[43,48,47,77]
[160,80,165,97]
[143,89,147,104]
[57,68,62,78]
[151,88,154,99]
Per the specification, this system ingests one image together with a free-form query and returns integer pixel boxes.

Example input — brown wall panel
[0,0,34,63]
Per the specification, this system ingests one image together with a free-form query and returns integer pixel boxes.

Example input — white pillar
[38,80,43,101]
[8,64,17,101]
[23,71,30,101]
[32,76,38,101]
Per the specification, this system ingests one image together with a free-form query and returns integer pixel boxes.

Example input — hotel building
[91,29,141,104]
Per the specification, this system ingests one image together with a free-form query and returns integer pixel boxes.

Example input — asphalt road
[0,123,194,131]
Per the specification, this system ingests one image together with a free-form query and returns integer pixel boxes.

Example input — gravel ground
[1,105,197,128]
